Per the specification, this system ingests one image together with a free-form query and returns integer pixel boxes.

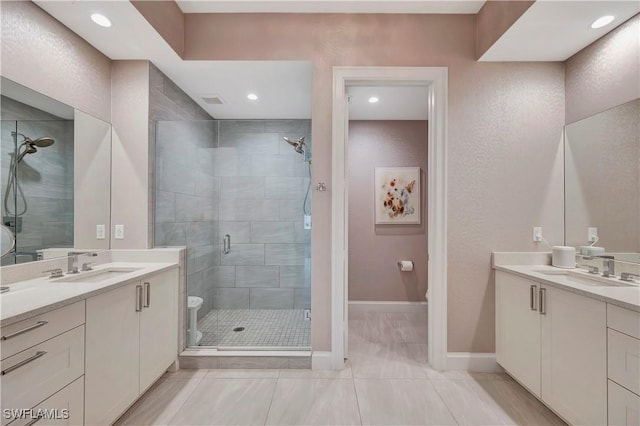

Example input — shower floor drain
[232,327,245,332]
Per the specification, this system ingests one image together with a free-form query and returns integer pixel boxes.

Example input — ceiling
[176,1,485,14]
[481,0,640,61]
[33,1,639,119]
[348,86,429,120]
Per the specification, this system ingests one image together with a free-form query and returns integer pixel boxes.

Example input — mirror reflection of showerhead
[12,133,55,163]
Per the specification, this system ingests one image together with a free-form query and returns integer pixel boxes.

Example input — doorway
[331,67,448,370]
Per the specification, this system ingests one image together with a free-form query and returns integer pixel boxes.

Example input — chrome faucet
[595,255,615,278]
[67,251,97,274]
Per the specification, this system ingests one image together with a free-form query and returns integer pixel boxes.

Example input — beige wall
[0,1,111,122]
[476,0,535,59]
[131,1,184,57]
[110,61,150,249]
[565,14,640,124]
[180,13,566,352]
[348,121,428,302]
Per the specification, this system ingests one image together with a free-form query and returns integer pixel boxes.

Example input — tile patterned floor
[116,311,566,426]
[197,309,311,348]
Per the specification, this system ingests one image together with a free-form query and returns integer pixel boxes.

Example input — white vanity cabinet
[0,301,85,426]
[495,271,607,426]
[84,267,178,425]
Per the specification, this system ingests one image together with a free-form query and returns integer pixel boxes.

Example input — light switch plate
[96,224,105,240]
[115,224,124,240]
[304,214,312,230]
[532,227,543,242]
[588,227,598,242]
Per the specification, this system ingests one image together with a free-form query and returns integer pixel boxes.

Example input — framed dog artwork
[374,167,421,225]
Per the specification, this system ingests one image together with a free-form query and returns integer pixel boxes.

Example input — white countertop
[0,262,179,327]
[494,264,640,313]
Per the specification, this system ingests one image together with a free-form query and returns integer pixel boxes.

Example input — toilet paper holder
[398,260,414,271]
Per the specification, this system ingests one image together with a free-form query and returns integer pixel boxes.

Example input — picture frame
[374,166,421,225]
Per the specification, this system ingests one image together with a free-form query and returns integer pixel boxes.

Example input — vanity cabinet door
[541,285,607,426]
[495,271,541,397]
[139,268,178,393]
[85,283,140,426]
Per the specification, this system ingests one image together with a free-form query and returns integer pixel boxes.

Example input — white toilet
[187,296,203,346]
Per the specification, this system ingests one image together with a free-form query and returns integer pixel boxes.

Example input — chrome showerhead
[283,136,306,154]
[28,137,55,147]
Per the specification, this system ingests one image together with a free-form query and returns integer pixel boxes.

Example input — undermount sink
[532,268,636,287]
[566,271,635,287]
[56,267,141,283]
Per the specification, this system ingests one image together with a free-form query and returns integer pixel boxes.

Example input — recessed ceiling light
[368,97,379,103]
[91,13,111,28]
[247,93,258,101]
[591,15,614,29]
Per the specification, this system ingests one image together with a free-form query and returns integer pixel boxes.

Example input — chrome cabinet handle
[539,288,546,315]
[223,234,231,255]
[136,285,143,312]
[530,285,537,311]
[1,351,46,375]
[144,282,150,308]
[1,321,48,341]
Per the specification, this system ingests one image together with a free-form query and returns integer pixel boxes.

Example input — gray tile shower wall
[215,119,312,310]
[154,116,312,317]
[1,96,74,263]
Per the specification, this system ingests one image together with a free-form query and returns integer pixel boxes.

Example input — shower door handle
[223,234,231,254]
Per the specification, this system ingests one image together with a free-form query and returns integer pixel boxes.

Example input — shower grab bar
[223,234,231,254]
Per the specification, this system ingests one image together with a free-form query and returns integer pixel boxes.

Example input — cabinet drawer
[0,326,84,423]
[1,301,85,360]
[608,328,640,395]
[6,377,84,426]
[609,380,640,426]
[608,305,640,339]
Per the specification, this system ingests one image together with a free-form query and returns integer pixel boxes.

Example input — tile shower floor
[197,309,311,348]
[116,311,565,426]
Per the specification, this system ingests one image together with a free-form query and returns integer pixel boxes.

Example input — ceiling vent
[201,95,225,105]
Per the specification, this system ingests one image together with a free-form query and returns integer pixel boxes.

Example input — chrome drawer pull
[1,321,48,341]
[1,351,47,375]
[530,285,537,311]
[539,288,546,315]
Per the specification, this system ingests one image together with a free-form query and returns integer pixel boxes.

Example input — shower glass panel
[154,119,312,350]
[1,114,74,265]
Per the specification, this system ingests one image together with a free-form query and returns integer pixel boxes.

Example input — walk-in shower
[155,119,312,350]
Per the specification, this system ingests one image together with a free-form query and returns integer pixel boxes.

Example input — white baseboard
[348,301,428,314]
[311,351,333,370]
[446,352,503,372]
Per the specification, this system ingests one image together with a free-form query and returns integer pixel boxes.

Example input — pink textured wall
[0,1,111,122]
[565,14,640,124]
[476,0,535,59]
[181,13,566,353]
[348,121,429,302]
[110,61,150,249]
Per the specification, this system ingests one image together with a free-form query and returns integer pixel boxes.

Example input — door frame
[331,66,448,370]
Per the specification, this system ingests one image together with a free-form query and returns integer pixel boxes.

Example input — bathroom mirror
[564,98,640,263]
[0,77,112,265]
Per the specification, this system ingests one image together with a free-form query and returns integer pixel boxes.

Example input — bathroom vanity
[493,254,640,426]
[0,260,179,426]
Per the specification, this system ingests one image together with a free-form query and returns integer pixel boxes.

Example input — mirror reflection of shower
[283,136,312,217]
[4,132,55,216]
